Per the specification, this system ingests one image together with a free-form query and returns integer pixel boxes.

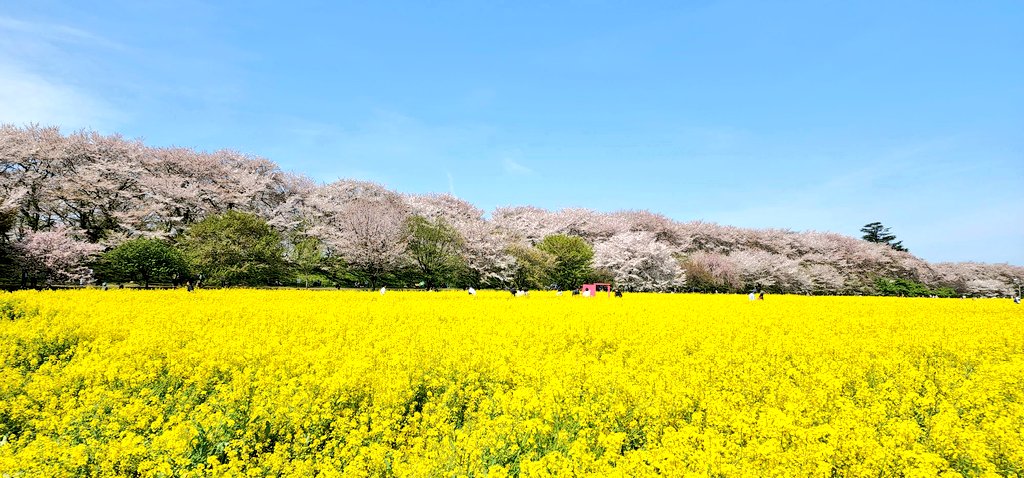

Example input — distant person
[187,281,195,292]
[468,287,476,296]
[379,286,386,295]
[1015,296,1021,304]
[572,289,580,296]
[758,291,764,301]
[749,291,756,301]
[614,289,623,298]
[102,282,108,291]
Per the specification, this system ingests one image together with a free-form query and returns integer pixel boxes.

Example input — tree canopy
[861,222,908,252]
[536,234,594,290]
[2,125,1020,296]
[99,238,187,288]
[178,211,288,286]
[406,215,466,290]
[506,243,554,291]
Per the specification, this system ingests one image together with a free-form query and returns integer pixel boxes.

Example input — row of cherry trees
[2,124,1021,295]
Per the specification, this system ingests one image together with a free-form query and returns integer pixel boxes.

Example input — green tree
[100,238,187,288]
[506,243,554,291]
[873,277,931,297]
[406,215,466,289]
[860,222,908,252]
[288,235,325,277]
[536,234,594,290]
[178,211,288,286]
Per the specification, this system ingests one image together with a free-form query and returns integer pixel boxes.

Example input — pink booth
[580,283,612,297]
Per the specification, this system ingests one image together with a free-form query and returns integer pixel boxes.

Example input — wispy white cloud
[446,172,456,196]
[0,62,122,129]
[0,15,124,130]
[503,158,533,175]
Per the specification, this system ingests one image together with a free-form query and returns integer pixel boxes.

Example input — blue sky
[2,1,1022,264]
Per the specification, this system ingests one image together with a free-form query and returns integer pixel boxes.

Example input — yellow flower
[0,290,1020,476]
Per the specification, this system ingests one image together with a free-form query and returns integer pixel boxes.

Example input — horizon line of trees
[79,211,604,292]
[2,124,1022,296]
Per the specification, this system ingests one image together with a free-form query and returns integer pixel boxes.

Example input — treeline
[1,124,1021,296]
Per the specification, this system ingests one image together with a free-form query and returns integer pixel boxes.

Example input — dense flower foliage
[2,125,1022,294]
[1,290,1022,476]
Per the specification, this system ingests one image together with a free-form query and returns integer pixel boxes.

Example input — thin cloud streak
[0,15,124,49]
[503,158,533,175]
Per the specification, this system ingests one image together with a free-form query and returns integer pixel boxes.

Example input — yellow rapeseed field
[0,290,1022,477]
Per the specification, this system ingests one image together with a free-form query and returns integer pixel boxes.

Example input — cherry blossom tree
[131,147,289,237]
[611,210,681,245]
[795,263,847,295]
[3,124,1021,294]
[491,206,556,245]
[299,180,411,287]
[403,193,510,287]
[14,227,103,286]
[679,252,742,292]
[0,124,67,235]
[931,262,1024,297]
[593,231,683,291]
[726,249,802,292]
[50,130,145,242]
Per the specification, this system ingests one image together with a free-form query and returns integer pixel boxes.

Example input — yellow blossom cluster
[0,290,1022,477]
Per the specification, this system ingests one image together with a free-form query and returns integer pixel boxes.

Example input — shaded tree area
[2,124,1021,295]
[95,238,187,288]
[0,208,19,288]
[873,277,957,298]
[505,243,554,291]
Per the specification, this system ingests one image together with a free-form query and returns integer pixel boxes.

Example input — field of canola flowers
[0,290,1022,478]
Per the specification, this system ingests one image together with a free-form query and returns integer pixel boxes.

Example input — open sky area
[1,1,1022,265]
